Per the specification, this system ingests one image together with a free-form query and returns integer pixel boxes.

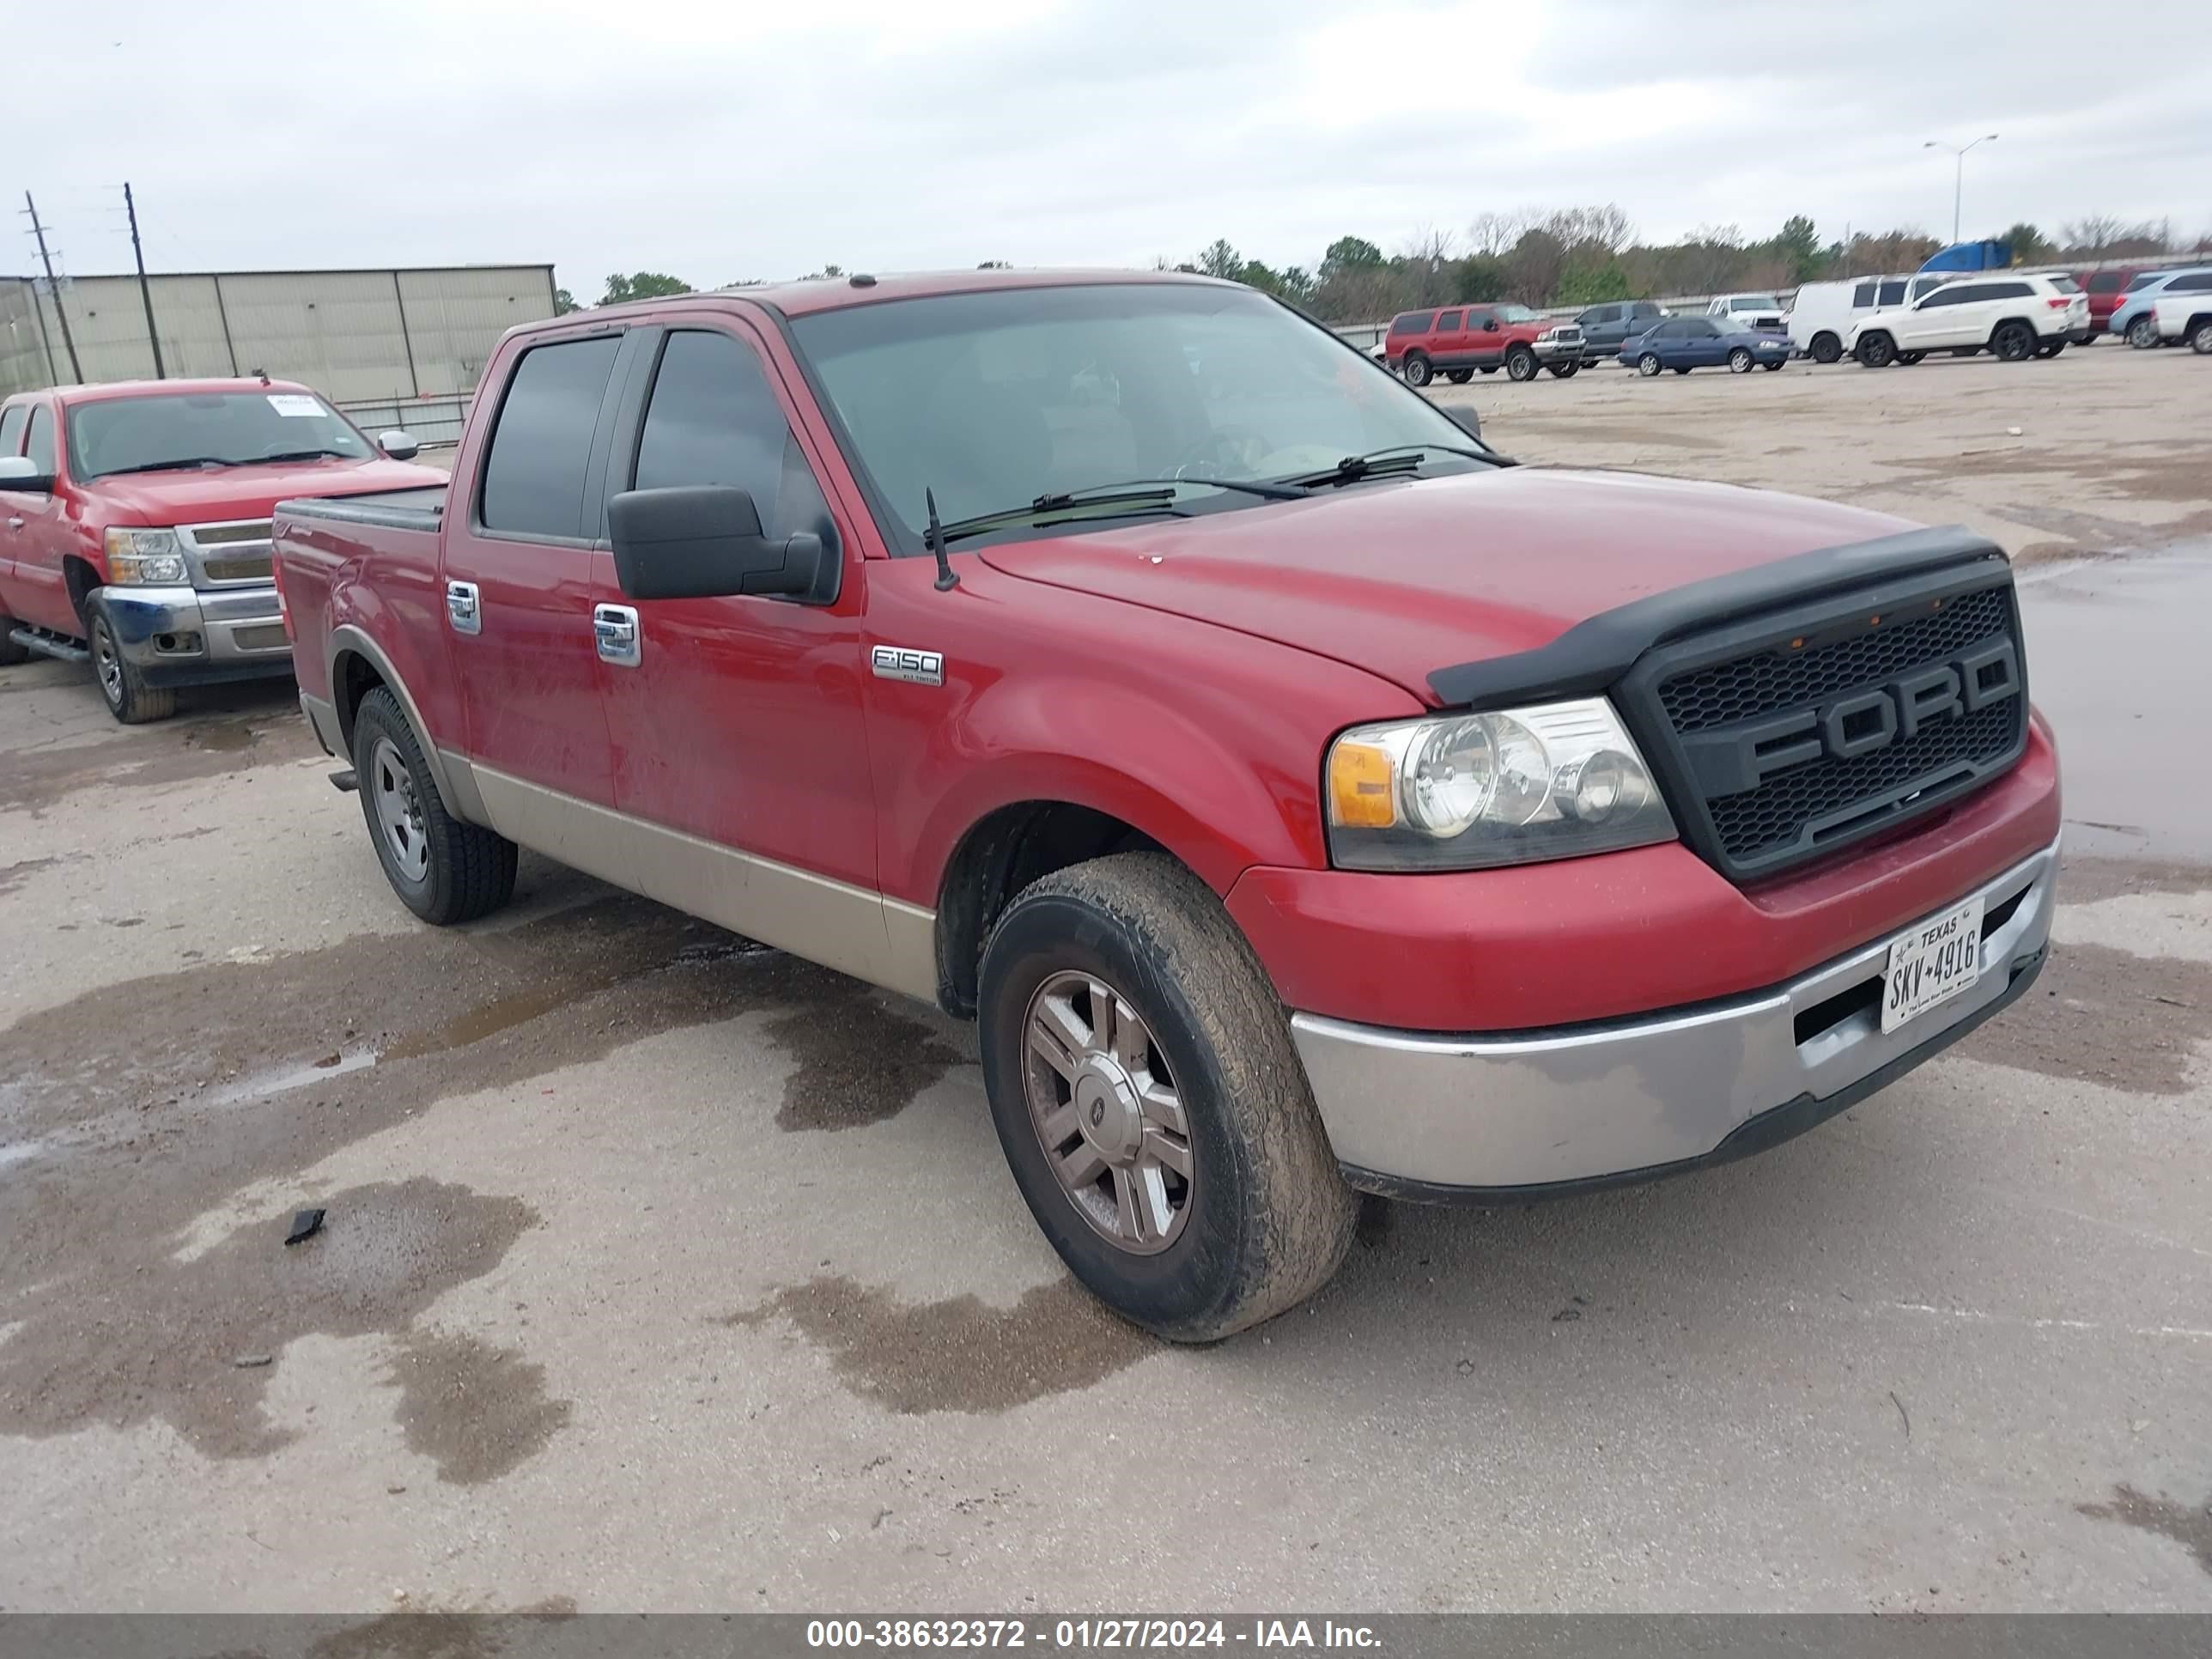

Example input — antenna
[926,488,958,592]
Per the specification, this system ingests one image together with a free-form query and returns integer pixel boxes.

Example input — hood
[88,455,448,526]
[977,467,1918,705]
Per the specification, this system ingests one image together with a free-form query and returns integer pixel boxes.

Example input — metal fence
[338,393,473,449]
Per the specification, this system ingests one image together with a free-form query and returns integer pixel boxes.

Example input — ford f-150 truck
[0,378,445,722]
[273,270,2060,1340]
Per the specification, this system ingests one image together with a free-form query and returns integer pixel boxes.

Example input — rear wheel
[1809,331,1842,364]
[1546,362,1578,378]
[1444,368,1472,384]
[1761,360,1784,370]
[85,596,176,725]
[1400,351,1431,387]
[1991,320,2037,362]
[2191,319,2212,355]
[1635,353,1662,377]
[2034,339,2066,359]
[351,687,518,925]
[1672,366,1692,374]
[1727,347,1753,374]
[1897,350,1926,365]
[978,853,1356,1341]
[2126,315,2160,349]
[1504,345,1539,382]
[1856,331,1896,368]
[1478,364,1498,374]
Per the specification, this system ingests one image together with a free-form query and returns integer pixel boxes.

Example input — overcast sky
[11,0,2207,294]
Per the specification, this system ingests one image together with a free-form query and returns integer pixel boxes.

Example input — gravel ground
[1,348,2208,1616]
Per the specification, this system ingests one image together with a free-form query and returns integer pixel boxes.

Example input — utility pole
[124,182,165,379]
[1924,135,1998,245]
[21,191,82,382]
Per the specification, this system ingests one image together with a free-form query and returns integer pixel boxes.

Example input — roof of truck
[14,377,317,406]
[592,266,1238,321]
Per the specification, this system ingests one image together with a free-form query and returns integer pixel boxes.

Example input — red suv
[2073,266,2174,335]
[1386,304,1589,385]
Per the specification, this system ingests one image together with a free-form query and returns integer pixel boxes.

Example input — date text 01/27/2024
[803,1619,1382,1650]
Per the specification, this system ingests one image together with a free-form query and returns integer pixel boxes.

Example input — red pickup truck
[0,378,444,721]
[273,270,2060,1340]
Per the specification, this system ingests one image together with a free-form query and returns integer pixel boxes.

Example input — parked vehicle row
[1846,273,2089,368]
[2111,268,2212,348]
[1382,305,1589,384]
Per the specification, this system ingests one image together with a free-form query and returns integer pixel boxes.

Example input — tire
[1546,362,1579,378]
[2034,340,2065,359]
[350,686,518,926]
[2126,315,2160,349]
[1479,365,1498,374]
[1896,351,1926,366]
[0,611,30,667]
[1856,331,1896,368]
[1727,347,1753,374]
[1672,366,1692,374]
[1809,331,1842,364]
[1444,368,1473,384]
[2192,319,2212,356]
[1401,351,1431,387]
[1504,345,1538,382]
[976,852,1357,1342]
[1635,353,1662,377]
[1761,361,1784,370]
[85,595,177,724]
[1991,320,2036,362]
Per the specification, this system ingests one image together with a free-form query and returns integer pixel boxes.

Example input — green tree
[1998,222,2057,264]
[600,271,692,306]
[1452,253,1507,303]
[1320,235,1385,279]
[1195,239,1245,280]
[553,285,579,315]
[1554,258,1632,306]
[1771,214,1823,283]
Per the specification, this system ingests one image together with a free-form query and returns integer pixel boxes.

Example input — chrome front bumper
[95,583,292,683]
[1291,838,2058,1198]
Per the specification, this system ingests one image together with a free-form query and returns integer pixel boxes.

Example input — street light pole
[1924,134,1999,244]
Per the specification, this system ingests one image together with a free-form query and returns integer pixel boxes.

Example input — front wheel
[85,595,176,724]
[2191,319,2212,356]
[1504,345,1539,381]
[1546,362,1579,378]
[351,687,518,925]
[1635,353,1662,376]
[1991,320,2037,362]
[1856,332,1896,368]
[1809,332,1842,364]
[1727,347,1753,374]
[1400,351,1431,387]
[977,853,1356,1342]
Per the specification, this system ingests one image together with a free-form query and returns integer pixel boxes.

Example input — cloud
[10,0,2207,296]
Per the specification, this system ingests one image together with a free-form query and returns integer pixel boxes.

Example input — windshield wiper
[97,456,234,477]
[258,447,352,464]
[1274,442,1497,491]
[933,475,1304,545]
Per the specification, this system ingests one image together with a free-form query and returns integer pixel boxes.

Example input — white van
[1788,273,1951,363]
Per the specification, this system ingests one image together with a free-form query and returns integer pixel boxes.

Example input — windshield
[1730,295,1781,312]
[1492,304,1540,324]
[67,391,373,482]
[790,283,1492,550]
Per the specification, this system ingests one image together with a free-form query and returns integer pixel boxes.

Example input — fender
[325,623,486,823]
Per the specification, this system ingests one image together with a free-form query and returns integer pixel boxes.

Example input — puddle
[769,994,964,1133]
[205,1049,380,1107]
[721,1273,1153,1414]
[386,1326,572,1485]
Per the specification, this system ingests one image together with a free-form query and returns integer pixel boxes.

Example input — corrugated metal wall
[0,265,557,402]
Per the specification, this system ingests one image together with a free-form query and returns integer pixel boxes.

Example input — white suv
[1845,274,2089,367]
[2152,292,2212,354]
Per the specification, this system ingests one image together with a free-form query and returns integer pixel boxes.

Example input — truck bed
[275,484,447,532]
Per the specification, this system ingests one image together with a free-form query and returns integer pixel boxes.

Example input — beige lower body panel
[453,757,939,1005]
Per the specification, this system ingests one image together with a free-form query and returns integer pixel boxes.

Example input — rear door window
[1989,282,2034,300]
[477,336,624,539]
[626,329,833,546]
[2167,273,2212,293]
[1877,281,1906,306]
[1853,283,1877,307]
[1389,313,1433,335]
[1435,310,1462,331]
[0,405,25,456]
[2045,276,2081,294]
[24,406,56,475]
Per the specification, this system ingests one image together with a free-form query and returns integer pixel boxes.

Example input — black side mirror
[0,457,54,494]
[609,485,827,602]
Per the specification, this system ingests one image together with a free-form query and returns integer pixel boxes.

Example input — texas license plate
[1880,896,1985,1034]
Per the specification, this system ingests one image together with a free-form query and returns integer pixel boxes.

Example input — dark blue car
[1621,315,1791,376]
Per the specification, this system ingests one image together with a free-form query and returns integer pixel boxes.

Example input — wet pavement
[1,368,2209,1613]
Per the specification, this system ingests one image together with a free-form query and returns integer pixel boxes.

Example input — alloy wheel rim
[92,621,123,706]
[1023,970,1193,1255]
[370,736,431,883]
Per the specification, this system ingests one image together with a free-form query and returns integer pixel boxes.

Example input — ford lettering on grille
[1634,575,2030,882]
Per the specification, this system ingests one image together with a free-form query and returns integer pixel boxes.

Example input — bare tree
[1467,210,1528,258]
[1542,204,1633,252]
[2061,214,2124,256]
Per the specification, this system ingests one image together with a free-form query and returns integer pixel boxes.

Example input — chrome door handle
[594,603,641,667]
[5,517,22,531]
[446,580,481,635]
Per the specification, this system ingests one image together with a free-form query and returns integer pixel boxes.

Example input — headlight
[104,527,188,586]
[1325,698,1675,871]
